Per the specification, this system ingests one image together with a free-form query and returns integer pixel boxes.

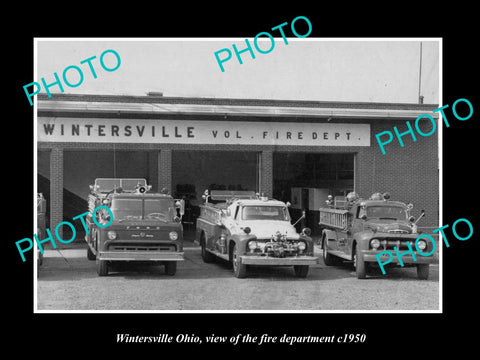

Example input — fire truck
[319,191,434,279]
[196,190,318,278]
[85,178,185,276]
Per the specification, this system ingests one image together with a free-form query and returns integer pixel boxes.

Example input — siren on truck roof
[135,183,152,194]
[369,192,391,201]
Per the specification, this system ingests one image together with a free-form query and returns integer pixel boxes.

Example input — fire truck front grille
[376,239,415,251]
[109,244,177,252]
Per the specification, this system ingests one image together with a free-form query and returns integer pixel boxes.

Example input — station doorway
[273,153,355,234]
[172,150,259,232]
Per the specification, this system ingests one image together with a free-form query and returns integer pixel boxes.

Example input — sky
[35,38,440,104]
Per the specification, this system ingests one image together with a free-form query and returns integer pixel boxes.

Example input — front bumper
[240,255,318,266]
[362,250,434,265]
[98,251,184,262]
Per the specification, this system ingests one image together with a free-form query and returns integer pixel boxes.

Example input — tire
[87,245,96,261]
[96,258,109,276]
[294,265,309,278]
[232,243,247,278]
[322,237,337,266]
[354,246,366,279]
[417,264,429,280]
[165,261,177,276]
[200,233,215,263]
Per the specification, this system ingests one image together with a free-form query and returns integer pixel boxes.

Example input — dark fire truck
[85,178,185,276]
[320,191,434,279]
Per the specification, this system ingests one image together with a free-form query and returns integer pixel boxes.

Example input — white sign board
[38,118,371,146]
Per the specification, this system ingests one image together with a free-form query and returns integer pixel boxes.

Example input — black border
[6,5,479,355]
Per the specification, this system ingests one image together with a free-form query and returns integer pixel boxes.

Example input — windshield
[242,206,290,221]
[365,206,407,220]
[110,198,173,221]
[144,199,171,220]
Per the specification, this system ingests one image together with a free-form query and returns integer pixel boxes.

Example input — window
[111,199,143,220]
[365,206,407,220]
[110,198,173,220]
[241,206,290,221]
[144,199,172,220]
[357,206,366,219]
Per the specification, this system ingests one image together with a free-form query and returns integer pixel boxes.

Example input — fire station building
[37,93,439,238]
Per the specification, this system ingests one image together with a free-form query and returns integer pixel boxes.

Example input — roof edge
[36,93,439,111]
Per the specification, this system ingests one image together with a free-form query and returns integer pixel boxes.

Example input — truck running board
[206,248,230,261]
[327,249,352,261]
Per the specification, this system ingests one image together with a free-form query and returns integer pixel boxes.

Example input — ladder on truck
[319,208,350,230]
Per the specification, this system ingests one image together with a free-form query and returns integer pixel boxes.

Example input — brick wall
[158,149,172,194]
[356,120,439,229]
[260,150,273,197]
[49,146,63,239]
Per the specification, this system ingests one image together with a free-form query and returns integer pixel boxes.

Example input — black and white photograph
[34,38,442,312]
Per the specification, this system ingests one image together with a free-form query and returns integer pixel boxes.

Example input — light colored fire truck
[319,191,434,279]
[85,178,185,276]
[196,190,318,278]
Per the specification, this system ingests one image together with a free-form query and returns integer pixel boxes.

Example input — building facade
[37,93,439,238]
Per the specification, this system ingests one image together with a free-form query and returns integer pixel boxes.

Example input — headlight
[248,241,257,250]
[417,239,427,250]
[169,231,179,240]
[301,227,311,236]
[107,230,117,240]
[297,242,306,251]
[370,239,381,249]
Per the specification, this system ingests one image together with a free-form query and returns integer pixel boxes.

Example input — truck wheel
[294,265,309,278]
[87,245,96,261]
[417,264,429,280]
[354,246,366,279]
[322,237,336,266]
[200,233,215,263]
[232,243,247,278]
[96,258,109,276]
[165,261,177,276]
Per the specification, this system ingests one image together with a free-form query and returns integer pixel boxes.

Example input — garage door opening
[273,153,355,234]
[172,150,259,231]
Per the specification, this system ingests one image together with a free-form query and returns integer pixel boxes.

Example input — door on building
[172,150,259,235]
[273,153,355,235]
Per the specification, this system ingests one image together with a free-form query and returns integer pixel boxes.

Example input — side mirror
[414,210,425,224]
[286,201,291,207]
[175,200,185,217]
[202,189,210,203]
[292,211,306,227]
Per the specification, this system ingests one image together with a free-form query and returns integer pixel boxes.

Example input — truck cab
[320,192,434,279]
[85,178,185,276]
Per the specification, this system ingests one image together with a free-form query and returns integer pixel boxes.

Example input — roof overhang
[37,96,440,120]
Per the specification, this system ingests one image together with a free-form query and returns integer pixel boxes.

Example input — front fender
[321,229,338,249]
[299,235,315,255]
[228,234,257,257]
[353,231,374,251]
